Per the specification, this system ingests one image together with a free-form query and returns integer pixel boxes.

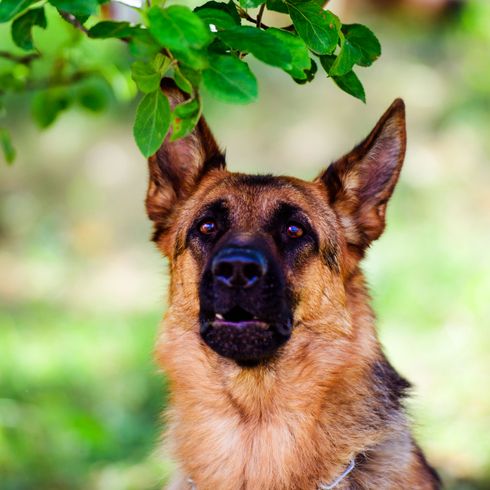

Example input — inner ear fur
[316,99,406,255]
[146,78,226,239]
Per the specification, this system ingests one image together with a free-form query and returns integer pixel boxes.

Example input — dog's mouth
[211,306,269,330]
[200,305,291,365]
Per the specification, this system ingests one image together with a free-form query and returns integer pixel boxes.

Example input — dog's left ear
[316,99,406,254]
[146,78,225,238]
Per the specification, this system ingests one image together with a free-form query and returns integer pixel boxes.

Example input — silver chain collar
[187,457,355,490]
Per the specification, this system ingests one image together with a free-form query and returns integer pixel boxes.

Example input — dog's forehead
[192,172,333,224]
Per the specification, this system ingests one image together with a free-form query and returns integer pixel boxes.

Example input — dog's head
[147,81,406,368]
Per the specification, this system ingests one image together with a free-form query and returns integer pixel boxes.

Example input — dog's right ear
[315,99,406,257]
[146,79,225,239]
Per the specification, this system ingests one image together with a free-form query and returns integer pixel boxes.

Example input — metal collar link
[318,458,356,489]
[187,457,356,490]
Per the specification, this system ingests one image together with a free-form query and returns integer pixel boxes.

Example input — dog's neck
[157,271,411,489]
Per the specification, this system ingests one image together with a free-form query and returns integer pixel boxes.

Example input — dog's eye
[286,223,304,239]
[199,220,217,235]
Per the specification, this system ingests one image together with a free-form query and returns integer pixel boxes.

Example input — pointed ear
[146,78,225,239]
[316,99,406,255]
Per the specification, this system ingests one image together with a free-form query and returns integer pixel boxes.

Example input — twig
[58,10,89,35]
[0,50,40,65]
[24,70,96,91]
[256,4,266,28]
[58,9,132,44]
[236,4,271,29]
[235,3,295,31]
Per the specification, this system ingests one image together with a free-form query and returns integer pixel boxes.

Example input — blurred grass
[1,1,490,489]
[0,305,171,490]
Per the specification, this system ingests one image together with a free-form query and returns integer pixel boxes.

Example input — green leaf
[285,1,340,55]
[293,57,317,84]
[0,128,15,165]
[320,55,365,102]
[32,89,72,128]
[131,61,161,94]
[329,38,361,76]
[207,38,230,55]
[0,73,21,91]
[179,65,202,89]
[333,70,365,102]
[266,0,288,14]
[218,26,292,69]
[268,28,311,79]
[148,5,212,51]
[76,78,111,112]
[11,7,47,51]
[133,90,171,157]
[240,0,265,7]
[0,0,37,23]
[203,55,257,104]
[171,98,200,140]
[88,21,134,39]
[128,28,161,59]
[174,68,193,94]
[74,13,89,24]
[195,8,238,31]
[173,48,209,70]
[194,1,241,25]
[49,0,99,16]
[319,53,334,72]
[153,53,172,74]
[173,98,200,119]
[341,24,381,67]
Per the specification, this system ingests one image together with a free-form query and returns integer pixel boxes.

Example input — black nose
[211,248,267,288]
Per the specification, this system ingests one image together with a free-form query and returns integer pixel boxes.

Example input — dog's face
[188,174,340,365]
[147,81,406,368]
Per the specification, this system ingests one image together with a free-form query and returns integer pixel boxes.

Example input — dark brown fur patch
[372,355,412,411]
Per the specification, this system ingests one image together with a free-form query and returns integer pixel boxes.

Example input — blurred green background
[1,1,490,489]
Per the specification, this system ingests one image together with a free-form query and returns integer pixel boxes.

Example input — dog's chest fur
[158,296,430,490]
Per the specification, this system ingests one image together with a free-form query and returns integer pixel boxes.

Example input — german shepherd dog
[146,80,441,489]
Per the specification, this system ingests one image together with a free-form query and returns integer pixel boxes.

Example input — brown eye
[199,220,217,235]
[286,223,304,238]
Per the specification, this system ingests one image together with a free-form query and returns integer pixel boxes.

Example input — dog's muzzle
[199,239,293,365]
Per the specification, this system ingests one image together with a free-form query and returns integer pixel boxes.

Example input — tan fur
[146,85,440,490]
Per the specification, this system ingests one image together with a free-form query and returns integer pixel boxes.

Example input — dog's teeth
[216,314,224,320]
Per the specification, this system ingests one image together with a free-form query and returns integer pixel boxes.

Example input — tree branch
[0,50,40,65]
